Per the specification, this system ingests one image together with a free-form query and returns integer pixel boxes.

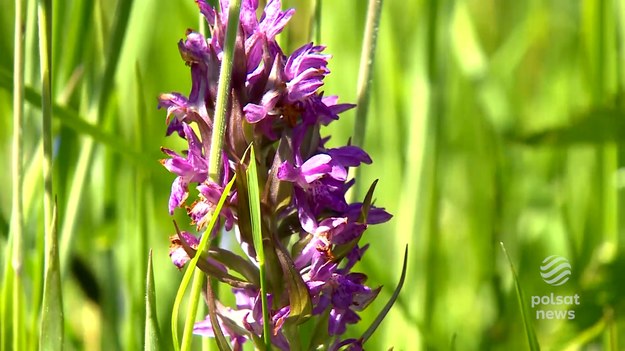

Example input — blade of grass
[178,0,242,350]
[135,62,150,350]
[352,0,383,148]
[247,146,272,350]
[172,176,237,351]
[1,237,14,351]
[349,0,383,203]
[360,245,408,344]
[144,250,161,351]
[39,199,63,350]
[499,242,540,351]
[38,0,57,348]
[309,0,321,43]
[9,0,26,348]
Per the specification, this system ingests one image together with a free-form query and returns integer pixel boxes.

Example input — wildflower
[159,0,393,349]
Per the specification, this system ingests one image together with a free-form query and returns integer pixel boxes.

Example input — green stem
[180,270,206,351]
[38,0,64,348]
[10,0,26,349]
[39,0,53,268]
[352,0,383,148]
[247,147,271,350]
[349,0,383,203]
[181,2,242,349]
[208,0,242,181]
[310,0,321,43]
[259,259,271,350]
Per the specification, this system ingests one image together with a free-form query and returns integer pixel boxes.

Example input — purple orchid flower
[159,0,394,349]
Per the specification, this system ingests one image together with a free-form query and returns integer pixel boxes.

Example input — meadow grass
[1,0,624,350]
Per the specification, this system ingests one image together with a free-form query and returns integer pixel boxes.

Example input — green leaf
[207,247,260,287]
[512,108,625,146]
[234,160,256,259]
[274,242,312,325]
[177,234,255,289]
[144,250,161,351]
[246,145,273,351]
[332,180,380,262]
[39,200,63,351]
[360,245,408,345]
[500,242,540,351]
[358,179,379,223]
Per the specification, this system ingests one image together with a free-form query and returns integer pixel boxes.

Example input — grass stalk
[500,243,540,350]
[38,0,53,268]
[180,0,242,349]
[352,0,383,149]
[173,178,236,351]
[144,250,161,351]
[38,0,65,348]
[9,0,26,349]
[247,147,272,350]
[39,200,63,351]
[207,0,242,182]
[349,0,383,203]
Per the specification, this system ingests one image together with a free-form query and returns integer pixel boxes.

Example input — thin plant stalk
[349,0,383,203]
[10,0,26,349]
[144,250,161,351]
[174,178,237,351]
[180,0,242,349]
[39,0,53,264]
[247,147,271,350]
[207,0,242,182]
[38,0,64,348]
[352,0,383,148]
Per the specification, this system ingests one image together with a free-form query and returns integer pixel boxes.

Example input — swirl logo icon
[540,255,571,286]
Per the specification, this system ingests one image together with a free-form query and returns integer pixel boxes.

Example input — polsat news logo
[531,255,580,320]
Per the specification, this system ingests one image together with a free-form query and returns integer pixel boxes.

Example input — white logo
[540,255,571,286]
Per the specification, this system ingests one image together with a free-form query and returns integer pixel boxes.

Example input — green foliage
[1,0,624,350]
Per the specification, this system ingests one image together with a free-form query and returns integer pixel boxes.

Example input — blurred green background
[1,0,625,350]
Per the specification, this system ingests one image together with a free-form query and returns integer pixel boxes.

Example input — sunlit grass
[1,0,624,350]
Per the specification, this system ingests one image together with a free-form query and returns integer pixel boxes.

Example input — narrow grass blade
[1,239,14,351]
[39,199,64,350]
[171,176,236,351]
[352,0,384,149]
[38,0,60,349]
[360,245,408,344]
[349,0,384,203]
[144,250,161,351]
[9,0,26,348]
[499,242,540,351]
[135,62,150,350]
[247,146,272,351]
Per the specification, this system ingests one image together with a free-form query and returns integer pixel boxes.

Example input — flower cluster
[159,0,391,350]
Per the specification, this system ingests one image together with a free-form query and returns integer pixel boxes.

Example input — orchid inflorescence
[159,0,392,350]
